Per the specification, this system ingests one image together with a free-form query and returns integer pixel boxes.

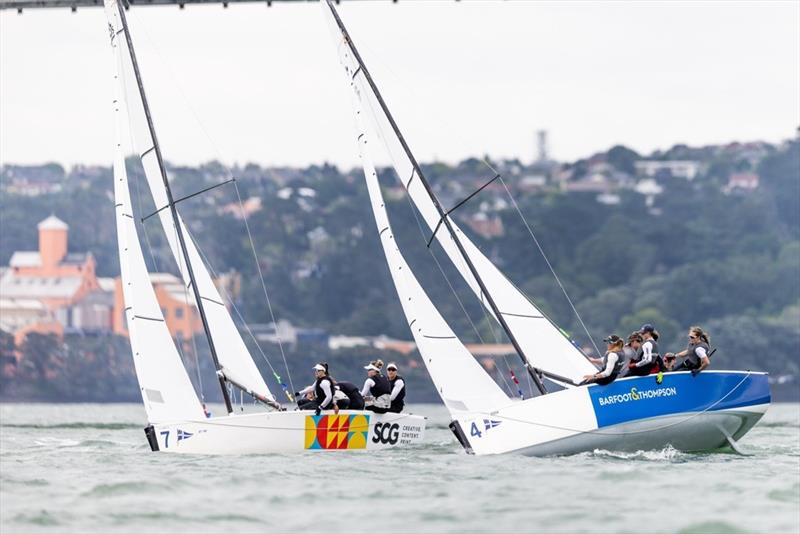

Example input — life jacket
[635,339,660,361]
[603,351,625,378]
[336,381,365,408]
[314,376,335,408]
[622,345,637,366]
[685,341,710,368]
[369,374,391,398]
[389,374,406,411]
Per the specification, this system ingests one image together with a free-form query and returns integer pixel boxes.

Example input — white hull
[449,371,770,456]
[148,410,426,454]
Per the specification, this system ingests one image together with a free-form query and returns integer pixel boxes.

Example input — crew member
[672,326,712,375]
[335,381,365,410]
[360,362,392,413]
[582,335,625,386]
[386,362,406,413]
[628,323,660,376]
[620,332,643,374]
[295,363,335,415]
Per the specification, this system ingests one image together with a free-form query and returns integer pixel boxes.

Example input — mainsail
[108,0,275,403]
[321,0,595,384]
[108,2,205,423]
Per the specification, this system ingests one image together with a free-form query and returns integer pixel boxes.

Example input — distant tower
[38,215,68,269]
[536,130,549,163]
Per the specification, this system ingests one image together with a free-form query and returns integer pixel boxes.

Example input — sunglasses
[689,335,698,340]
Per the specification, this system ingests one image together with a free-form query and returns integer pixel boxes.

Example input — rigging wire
[496,173,601,358]
[233,180,296,397]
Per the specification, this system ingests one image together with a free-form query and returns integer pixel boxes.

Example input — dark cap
[640,323,655,333]
[603,334,622,344]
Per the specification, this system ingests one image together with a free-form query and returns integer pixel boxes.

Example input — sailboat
[106,0,425,454]
[321,0,770,456]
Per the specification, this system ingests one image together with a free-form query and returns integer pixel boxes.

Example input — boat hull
[148,410,426,454]
[452,371,770,456]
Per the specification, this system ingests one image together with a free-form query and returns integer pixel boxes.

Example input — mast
[115,0,234,413]
[324,0,546,395]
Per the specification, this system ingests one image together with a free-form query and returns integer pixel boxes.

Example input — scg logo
[372,422,399,445]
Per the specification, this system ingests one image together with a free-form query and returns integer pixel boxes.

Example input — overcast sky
[1,1,798,170]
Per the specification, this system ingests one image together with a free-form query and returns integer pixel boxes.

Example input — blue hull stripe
[588,372,770,428]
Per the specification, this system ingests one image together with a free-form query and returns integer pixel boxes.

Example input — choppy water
[1,403,798,534]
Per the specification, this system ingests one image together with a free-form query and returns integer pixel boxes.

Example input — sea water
[1,403,798,534]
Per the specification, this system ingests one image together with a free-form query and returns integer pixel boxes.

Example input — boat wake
[586,445,688,462]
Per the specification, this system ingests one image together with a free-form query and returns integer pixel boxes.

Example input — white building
[634,160,701,180]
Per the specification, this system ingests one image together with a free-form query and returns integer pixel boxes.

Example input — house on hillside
[725,172,760,193]
[634,160,701,180]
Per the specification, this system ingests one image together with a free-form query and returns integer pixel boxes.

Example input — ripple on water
[82,480,172,498]
[678,520,748,534]
[13,510,62,526]
[2,476,50,487]
[768,482,800,503]
[3,422,140,430]
[203,513,261,524]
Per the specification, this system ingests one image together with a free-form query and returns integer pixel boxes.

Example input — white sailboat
[106,0,425,454]
[322,0,770,456]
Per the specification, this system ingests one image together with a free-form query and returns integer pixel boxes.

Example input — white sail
[321,1,595,383]
[108,0,205,423]
[110,3,275,402]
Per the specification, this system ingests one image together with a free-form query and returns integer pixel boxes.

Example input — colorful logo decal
[177,429,193,442]
[304,414,370,450]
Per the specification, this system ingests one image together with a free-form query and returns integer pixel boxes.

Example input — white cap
[363,364,380,372]
[386,363,398,371]
[313,364,326,372]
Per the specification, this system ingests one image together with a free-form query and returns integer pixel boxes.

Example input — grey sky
[1,1,798,170]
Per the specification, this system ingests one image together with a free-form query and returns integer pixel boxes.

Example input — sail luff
[323,0,547,393]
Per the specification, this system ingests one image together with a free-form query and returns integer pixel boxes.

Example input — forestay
[108,0,205,423]
[321,0,595,384]
[111,6,275,402]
